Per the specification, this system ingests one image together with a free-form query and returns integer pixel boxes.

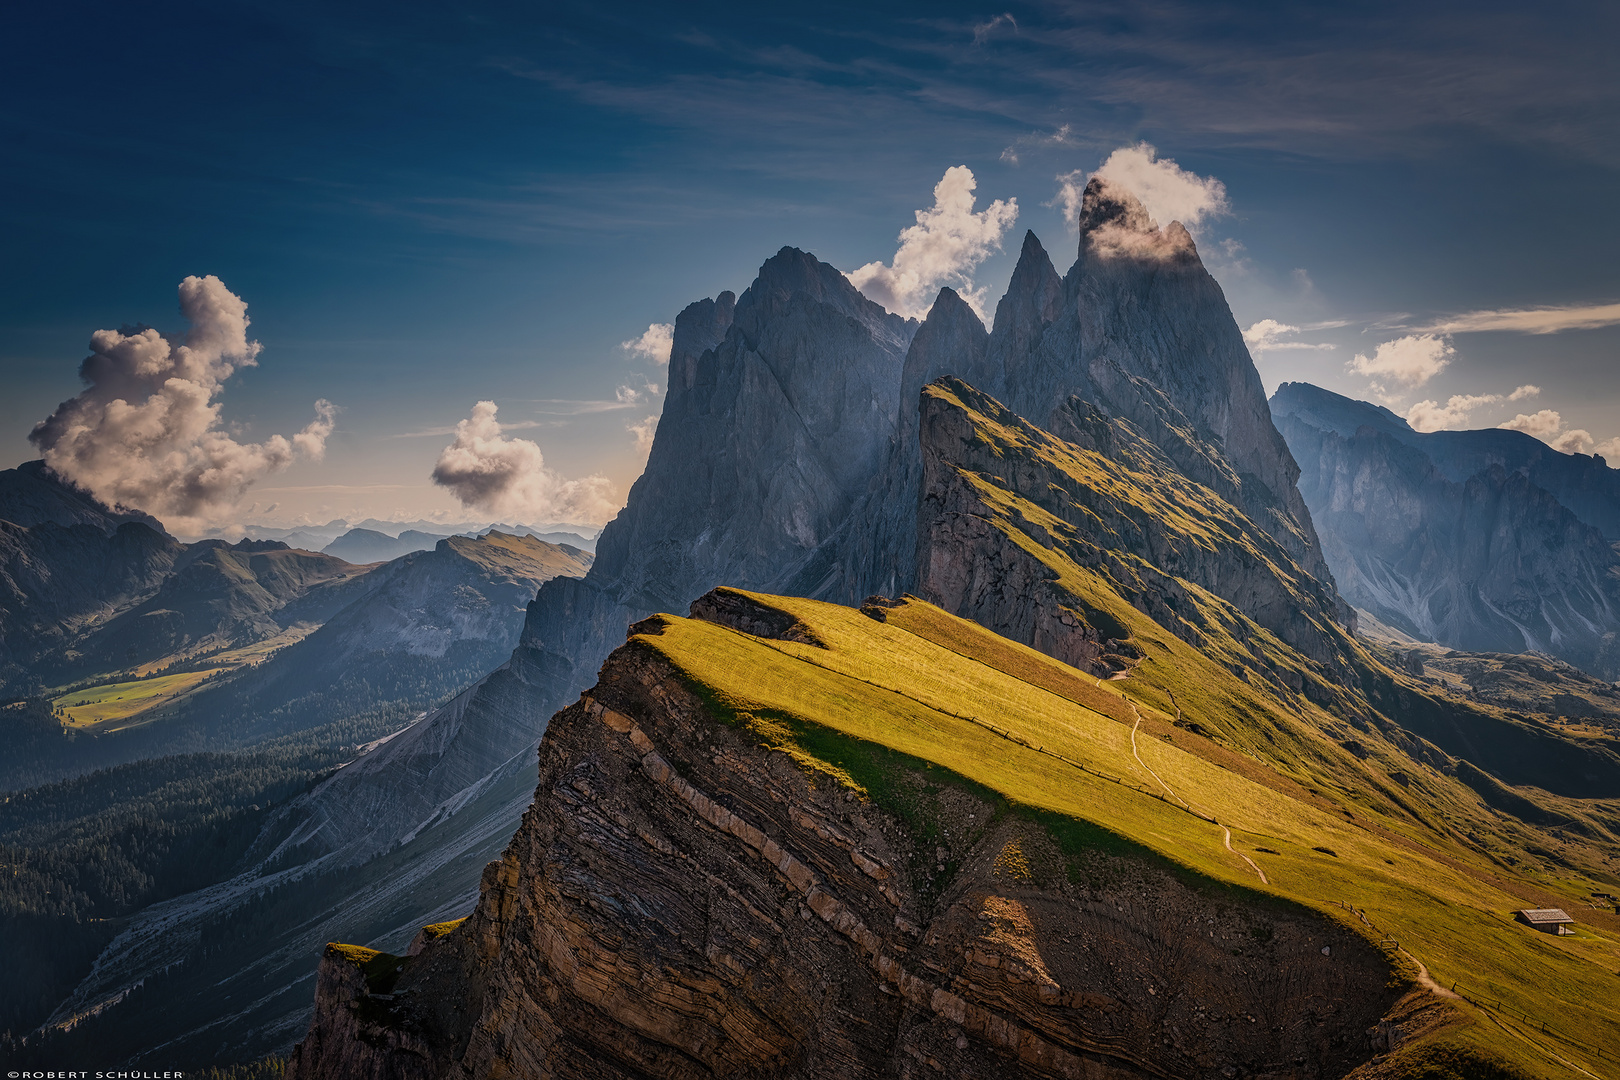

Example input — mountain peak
[992,230,1064,345]
[1076,177,1197,262]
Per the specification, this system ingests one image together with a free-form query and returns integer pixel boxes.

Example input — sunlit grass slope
[633,590,1620,1078]
[52,626,316,730]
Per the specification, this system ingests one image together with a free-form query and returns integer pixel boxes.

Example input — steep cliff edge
[291,591,1620,1079]
[288,592,1411,1080]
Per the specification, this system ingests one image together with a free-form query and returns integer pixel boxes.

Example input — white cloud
[1417,302,1620,335]
[1346,334,1454,388]
[621,322,674,364]
[847,165,1018,319]
[1092,143,1230,234]
[629,415,658,458]
[431,400,619,525]
[1498,409,1565,440]
[28,275,334,531]
[1049,169,1087,231]
[1497,408,1603,454]
[1552,429,1595,454]
[1595,437,1620,460]
[1242,319,1336,353]
[1405,394,1502,432]
[1507,384,1540,401]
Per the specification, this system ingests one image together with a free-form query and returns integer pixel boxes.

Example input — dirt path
[1127,704,1268,885]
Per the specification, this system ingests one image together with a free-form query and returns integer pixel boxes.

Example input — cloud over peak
[1054,143,1230,237]
[29,275,333,530]
[431,400,619,526]
[847,166,1018,319]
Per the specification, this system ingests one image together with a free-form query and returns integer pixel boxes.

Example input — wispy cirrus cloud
[1243,319,1336,353]
[1414,302,1620,335]
[1000,123,1081,165]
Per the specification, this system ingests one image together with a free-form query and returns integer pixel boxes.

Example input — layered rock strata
[287,598,1396,1079]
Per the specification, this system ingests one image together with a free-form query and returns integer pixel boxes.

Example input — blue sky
[4,0,1617,531]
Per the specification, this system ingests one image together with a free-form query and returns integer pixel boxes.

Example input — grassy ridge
[632,592,1620,1078]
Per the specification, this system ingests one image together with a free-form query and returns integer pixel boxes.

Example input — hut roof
[1516,908,1573,924]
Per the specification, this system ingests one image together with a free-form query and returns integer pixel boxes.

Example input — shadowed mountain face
[0,462,382,696]
[1272,383,1620,675]
[0,460,164,533]
[1272,381,1620,539]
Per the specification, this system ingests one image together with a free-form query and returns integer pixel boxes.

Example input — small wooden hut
[1514,908,1574,935]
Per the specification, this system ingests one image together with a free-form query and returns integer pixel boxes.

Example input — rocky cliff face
[914,379,1355,683]
[1272,386,1620,676]
[1272,381,1620,539]
[286,595,1397,1080]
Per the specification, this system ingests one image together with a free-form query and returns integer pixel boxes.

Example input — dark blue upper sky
[5,0,1617,529]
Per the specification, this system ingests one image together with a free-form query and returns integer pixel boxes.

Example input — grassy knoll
[634,591,1620,1079]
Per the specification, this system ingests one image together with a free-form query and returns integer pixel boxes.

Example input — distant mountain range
[224,518,600,555]
[1272,382,1620,675]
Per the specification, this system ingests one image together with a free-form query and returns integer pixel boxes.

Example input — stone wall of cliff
[287,598,1400,1080]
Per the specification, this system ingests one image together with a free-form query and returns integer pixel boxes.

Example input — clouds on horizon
[848,166,1018,319]
[1415,302,1620,335]
[431,400,619,525]
[28,276,333,530]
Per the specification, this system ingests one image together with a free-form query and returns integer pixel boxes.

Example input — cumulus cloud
[1404,394,1503,432]
[1346,334,1453,388]
[1551,429,1597,454]
[1508,384,1541,401]
[1090,143,1230,234]
[28,275,334,530]
[1417,302,1620,335]
[431,401,619,525]
[1242,319,1336,353]
[1498,409,1569,440]
[621,323,674,364]
[847,166,1018,319]
[1495,408,1612,455]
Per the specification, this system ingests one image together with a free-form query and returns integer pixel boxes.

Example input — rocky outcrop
[1272,388,1620,676]
[287,599,1396,1080]
[916,378,1355,682]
